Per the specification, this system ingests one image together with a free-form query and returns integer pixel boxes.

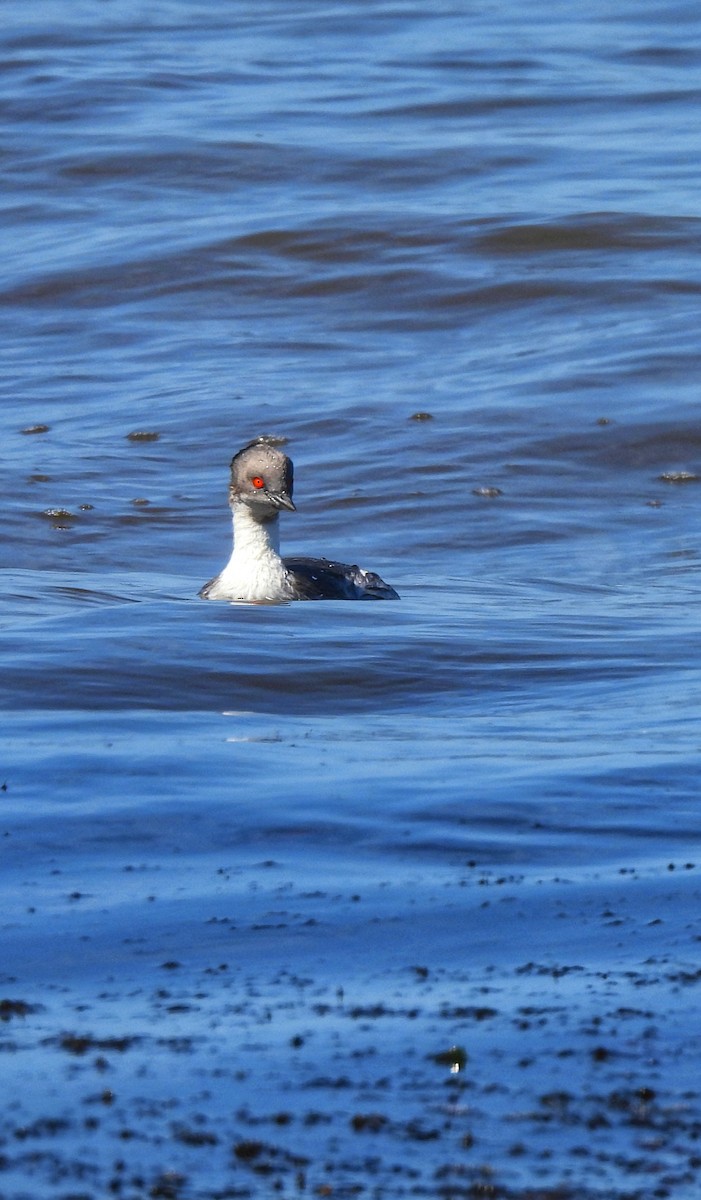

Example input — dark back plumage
[283,556,400,600]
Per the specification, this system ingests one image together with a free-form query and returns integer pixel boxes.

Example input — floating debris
[409,411,433,421]
[253,433,288,446]
[40,508,76,521]
[21,424,50,435]
[233,1140,262,1163]
[430,1045,468,1073]
[173,1124,218,1147]
[55,1032,139,1055]
[658,470,699,484]
[0,999,40,1021]
[473,485,503,498]
[127,430,161,442]
[350,1112,387,1133]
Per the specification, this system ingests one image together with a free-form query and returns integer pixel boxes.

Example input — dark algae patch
[0,999,40,1021]
[0,917,699,1200]
[53,1032,141,1055]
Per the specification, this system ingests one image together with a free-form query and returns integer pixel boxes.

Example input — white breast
[202,506,292,603]
[204,553,291,602]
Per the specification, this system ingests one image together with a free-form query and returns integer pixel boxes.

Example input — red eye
[251,476,265,489]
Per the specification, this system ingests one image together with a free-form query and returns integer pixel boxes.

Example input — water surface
[2,1,701,1196]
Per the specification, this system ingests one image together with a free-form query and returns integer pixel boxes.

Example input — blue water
[2,2,701,1196]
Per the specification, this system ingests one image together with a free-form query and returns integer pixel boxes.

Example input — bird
[199,438,400,603]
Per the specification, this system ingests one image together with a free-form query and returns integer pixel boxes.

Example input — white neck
[204,503,292,602]
[233,503,281,557]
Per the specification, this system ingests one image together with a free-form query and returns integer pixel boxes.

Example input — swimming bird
[199,438,399,603]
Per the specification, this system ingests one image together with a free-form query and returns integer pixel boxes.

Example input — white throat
[204,504,292,602]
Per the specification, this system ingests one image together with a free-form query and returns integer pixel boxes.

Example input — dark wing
[199,575,218,599]
[283,556,399,600]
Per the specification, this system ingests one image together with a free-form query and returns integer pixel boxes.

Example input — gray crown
[229,438,296,513]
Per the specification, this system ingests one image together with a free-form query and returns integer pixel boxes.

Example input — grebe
[199,438,399,603]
